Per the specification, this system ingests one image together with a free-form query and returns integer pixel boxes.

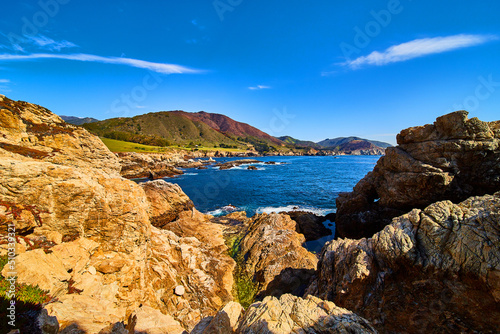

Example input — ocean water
[161,155,380,217]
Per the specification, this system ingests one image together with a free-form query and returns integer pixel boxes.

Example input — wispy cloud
[0,34,78,53]
[0,53,204,74]
[249,85,271,90]
[29,35,78,51]
[0,79,9,83]
[343,34,497,69]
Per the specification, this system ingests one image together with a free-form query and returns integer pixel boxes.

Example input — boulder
[336,111,500,239]
[129,306,186,334]
[239,213,318,298]
[238,294,377,333]
[312,192,500,333]
[140,180,195,228]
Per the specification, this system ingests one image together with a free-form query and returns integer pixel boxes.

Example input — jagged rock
[336,111,500,239]
[130,306,186,334]
[312,192,500,333]
[239,213,318,297]
[285,211,332,241]
[237,294,377,333]
[194,301,244,334]
[117,152,184,179]
[141,180,195,228]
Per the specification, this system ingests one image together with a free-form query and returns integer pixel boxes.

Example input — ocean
[140,155,380,251]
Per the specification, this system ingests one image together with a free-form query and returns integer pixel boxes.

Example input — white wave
[182,173,198,176]
[256,205,333,216]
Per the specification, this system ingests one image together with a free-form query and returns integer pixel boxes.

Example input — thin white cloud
[0,79,9,83]
[0,53,204,74]
[249,85,271,90]
[0,34,78,52]
[344,34,497,69]
[29,35,78,51]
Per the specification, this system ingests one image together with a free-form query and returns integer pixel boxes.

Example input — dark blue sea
[167,156,379,216]
[145,155,380,251]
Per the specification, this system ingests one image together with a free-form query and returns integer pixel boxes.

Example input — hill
[60,115,100,125]
[277,136,322,149]
[83,110,285,152]
[317,136,392,149]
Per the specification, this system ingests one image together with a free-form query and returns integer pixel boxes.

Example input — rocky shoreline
[0,95,498,333]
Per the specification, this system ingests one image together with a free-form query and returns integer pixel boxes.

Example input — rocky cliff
[0,96,234,332]
[336,110,500,239]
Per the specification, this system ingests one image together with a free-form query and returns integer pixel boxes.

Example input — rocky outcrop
[0,96,235,333]
[192,295,376,334]
[311,192,500,333]
[141,180,195,228]
[285,211,332,241]
[216,159,264,170]
[336,111,500,239]
[238,294,377,333]
[238,213,318,298]
[117,152,184,179]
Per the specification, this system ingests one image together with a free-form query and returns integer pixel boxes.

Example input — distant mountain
[82,110,285,151]
[170,111,283,145]
[277,136,322,149]
[60,115,100,125]
[317,136,392,149]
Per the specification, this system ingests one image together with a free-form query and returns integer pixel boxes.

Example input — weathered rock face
[312,192,500,333]
[238,294,377,334]
[0,95,120,175]
[0,96,235,333]
[117,152,184,179]
[336,111,500,239]
[239,213,318,298]
[285,211,332,241]
[141,180,195,228]
[191,295,377,334]
[0,96,150,251]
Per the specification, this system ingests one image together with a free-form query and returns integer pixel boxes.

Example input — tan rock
[198,301,244,334]
[238,294,377,333]
[141,180,194,228]
[131,306,186,334]
[239,213,318,297]
[2,248,70,297]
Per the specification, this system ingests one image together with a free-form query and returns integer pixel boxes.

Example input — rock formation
[0,96,234,332]
[117,152,184,179]
[193,294,377,334]
[311,192,500,333]
[238,213,318,298]
[285,211,332,242]
[336,111,500,239]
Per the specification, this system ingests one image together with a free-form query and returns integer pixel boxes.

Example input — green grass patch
[101,137,251,154]
[225,235,258,308]
[0,255,51,332]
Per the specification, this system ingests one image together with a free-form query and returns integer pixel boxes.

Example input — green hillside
[83,112,245,148]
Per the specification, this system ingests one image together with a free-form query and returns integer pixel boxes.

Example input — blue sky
[1,0,499,144]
